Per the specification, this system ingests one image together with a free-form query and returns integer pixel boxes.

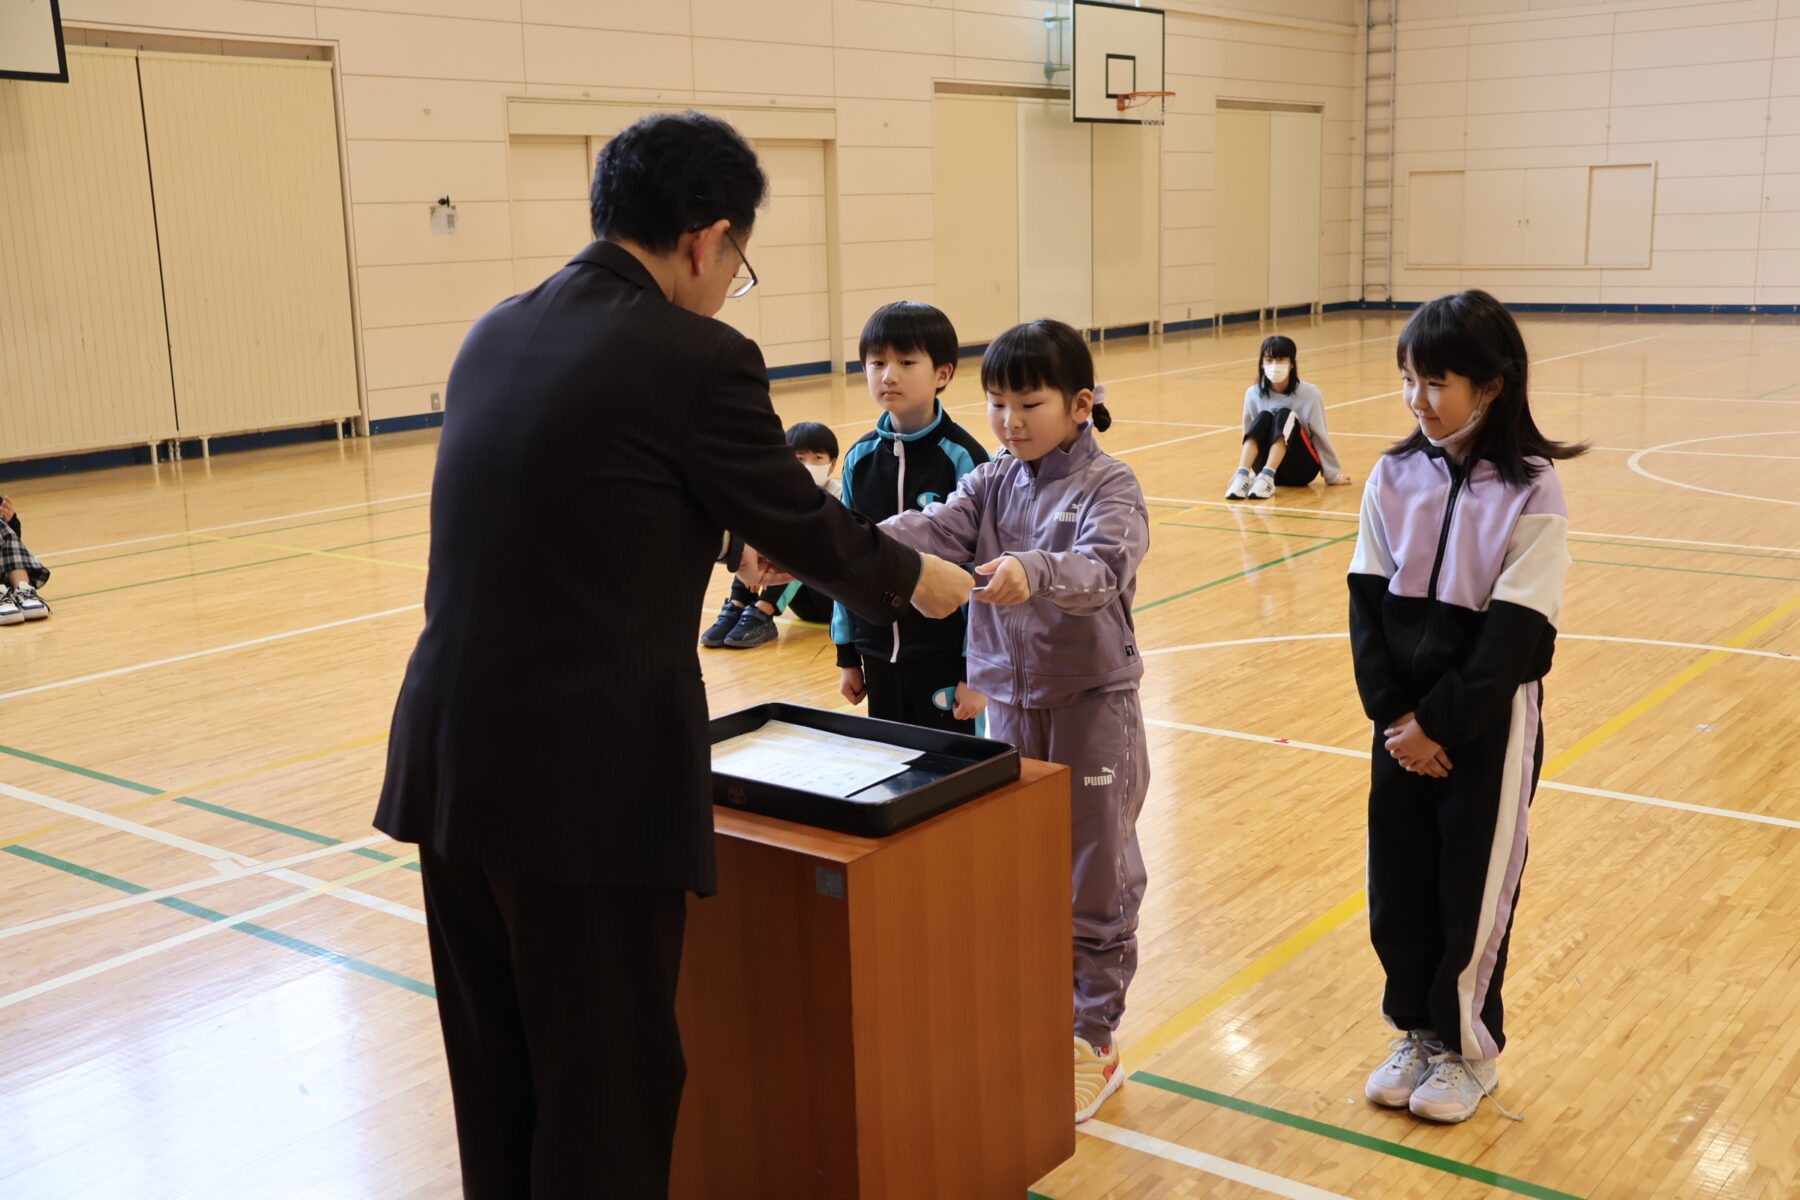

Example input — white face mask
[803,461,831,487]
[1423,406,1486,455]
[1264,361,1291,387]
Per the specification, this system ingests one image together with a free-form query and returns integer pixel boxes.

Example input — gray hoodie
[880,423,1149,709]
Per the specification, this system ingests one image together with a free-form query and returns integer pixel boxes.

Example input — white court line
[0,604,424,705]
[0,779,425,923]
[37,492,433,559]
[1538,390,1800,407]
[1141,632,1797,663]
[1627,433,1800,508]
[0,834,397,940]
[1326,430,1800,461]
[1142,495,1800,555]
[0,851,419,1012]
[1145,717,1800,831]
[1080,1119,1354,1200]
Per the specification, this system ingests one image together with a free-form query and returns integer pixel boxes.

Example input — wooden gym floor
[1,310,1797,1199]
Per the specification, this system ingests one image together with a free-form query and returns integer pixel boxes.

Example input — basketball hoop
[1115,90,1174,126]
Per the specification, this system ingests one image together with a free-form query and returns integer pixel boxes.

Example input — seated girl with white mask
[1225,335,1353,500]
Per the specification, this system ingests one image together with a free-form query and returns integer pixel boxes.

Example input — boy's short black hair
[858,302,960,377]
[785,421,839,462]
[590,111,767,253]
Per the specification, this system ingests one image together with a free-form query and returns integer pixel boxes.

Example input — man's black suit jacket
[374,242,921,894]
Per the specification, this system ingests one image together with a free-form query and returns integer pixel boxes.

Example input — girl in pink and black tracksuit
[1351,290,1582,1126]
[879,319,1150,1126]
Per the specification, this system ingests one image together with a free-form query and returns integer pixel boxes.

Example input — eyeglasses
[723,230,757,299]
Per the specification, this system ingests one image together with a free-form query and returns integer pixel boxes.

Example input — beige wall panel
[837,147,932,195]
[759,142,827,197]
[330,0,521,19]
[1018,101,1092,332]
[831,49,954,102]
[758,195,830,248]
[1653,213,1761,253]
[340,77,511,143]
[520,25,693,90]
[842,239,932,292]
[1466,72,1610,115]
[835,98,933,149]
[316,8,524,82]
[520,0,690,35]
[138,54,359,435]
[1214,109,1270,315]
[357,261,516,330]
[354,200,514,267]
[1091,125,1161,330]
[1610,138,1763,180]
[509,199,589,259]
[1266,110,1321,308]
[513,256,569,293]
[1465,110,1608,151]
[362,321,470,393]
[368,383,449,422]
[0,47,177,458]
[690,0,832,46]
[838,193,931,247]
[693,39,834,97]
[348,140,510,204]
[933,96,1016,345]
[832,0,954,55]
[60,0,314,37]
[761,292,832,348]
[507,138,588,200]
[952,10,1041,63]
[1613,61,1771,108]
[757,244,830,298]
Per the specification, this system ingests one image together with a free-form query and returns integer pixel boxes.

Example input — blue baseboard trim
[0,420,349,482]
[1094,321,1152,340]
[767,359,834,381]
[368,412,445,435]
[1162,317,1216,335]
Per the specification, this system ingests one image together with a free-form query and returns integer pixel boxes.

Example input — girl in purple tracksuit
[1350,291,1582,1126]
[879,319,1150,1126]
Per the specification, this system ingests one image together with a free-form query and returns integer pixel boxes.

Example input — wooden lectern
[671,759,1073,1200]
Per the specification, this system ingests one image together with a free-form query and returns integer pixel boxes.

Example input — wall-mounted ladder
[1362,0,1397,302]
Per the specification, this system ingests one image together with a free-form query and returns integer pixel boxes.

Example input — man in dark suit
[374,111,973,1198]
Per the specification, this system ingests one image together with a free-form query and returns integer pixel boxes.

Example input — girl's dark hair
[858,302,960,393]
[591,111,768,252]
[785,420,839,462]
[1256,335,1300,397]
[980,319,1112,432]
[1388,289,1585,486]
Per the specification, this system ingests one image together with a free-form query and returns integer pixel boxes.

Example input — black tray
[708,702,1021,839]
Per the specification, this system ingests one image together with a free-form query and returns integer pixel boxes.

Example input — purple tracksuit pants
[987,688,1150,1047]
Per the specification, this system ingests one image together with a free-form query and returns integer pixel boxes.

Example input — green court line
[1130,1071,1584,1200]
[2,844,435,999]
[1162,522,1337,541]
[0,741,420,872]
[1133,533,1358,614]
[54,554,311,601]
[1571,558,1800,584]
[49,502,432,568]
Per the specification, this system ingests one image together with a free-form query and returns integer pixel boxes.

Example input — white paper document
[711,720,922,800]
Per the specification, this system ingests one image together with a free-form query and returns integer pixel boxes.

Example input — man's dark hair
[786,421,840,462]
[590,111,768,252]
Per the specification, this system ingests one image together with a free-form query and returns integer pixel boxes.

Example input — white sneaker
[1409,1052,1522,1123]
[1224,469,1252,500]
[1074,1035,1124,1123]
[0,590,21,626]
[1248,470,1277,499]
[1365,1030,1442,1107]
[10,584,48,621]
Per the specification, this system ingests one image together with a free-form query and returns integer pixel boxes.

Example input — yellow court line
[1127,889,1369,1065]
[185,531,425,571]
[1543,588,1800,779]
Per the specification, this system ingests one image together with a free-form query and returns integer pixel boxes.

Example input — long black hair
[981,319,1112,432]
[1256,334,1300,397]
[1388,290,1585,486]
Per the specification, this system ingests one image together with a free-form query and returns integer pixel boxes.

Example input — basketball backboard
[1071,1,1166,125]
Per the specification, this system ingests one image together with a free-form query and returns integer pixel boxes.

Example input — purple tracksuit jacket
[881,422,1152,1044]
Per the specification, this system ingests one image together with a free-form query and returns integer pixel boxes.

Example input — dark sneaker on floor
[0,590,20,626]
[10,584,49,621]
[701,600,742,648]
[722,604,779,649]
